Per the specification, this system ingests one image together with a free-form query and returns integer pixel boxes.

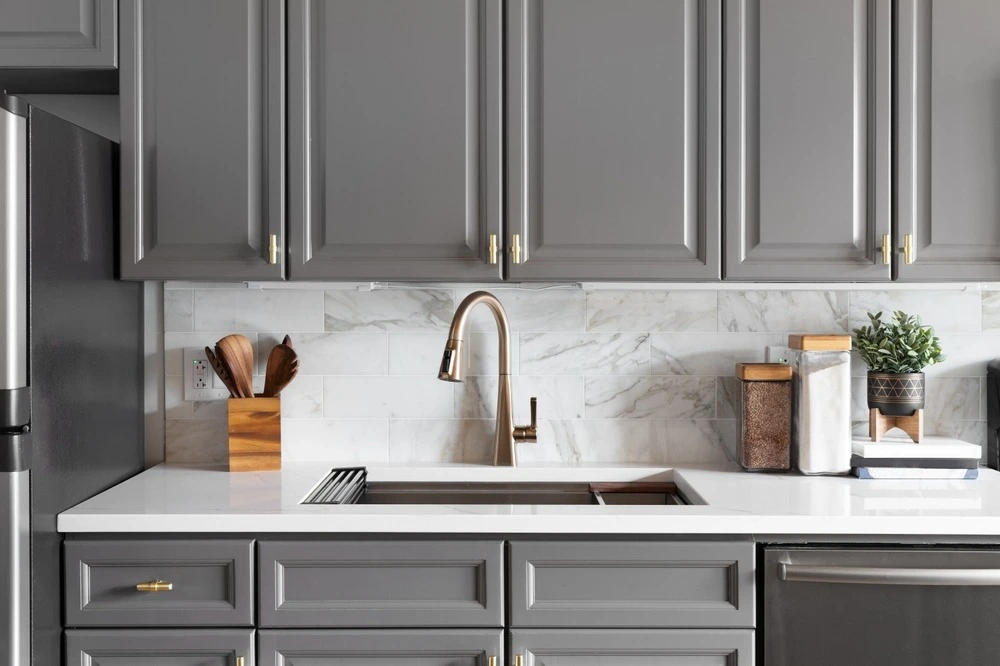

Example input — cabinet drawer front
[510,541,754,628]
[259,629,503,666]
[259,540,504,627]
[64,540,254,627]
[512,629,754,666]
[66,629,254,665]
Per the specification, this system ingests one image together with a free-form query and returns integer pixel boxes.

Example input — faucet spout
[438,291,536,466]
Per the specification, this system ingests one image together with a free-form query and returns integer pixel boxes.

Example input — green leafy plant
[852,310,945,374]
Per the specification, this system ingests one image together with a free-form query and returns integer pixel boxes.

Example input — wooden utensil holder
[228,396,281,472]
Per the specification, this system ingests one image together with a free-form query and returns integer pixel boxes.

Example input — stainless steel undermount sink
[302,470,691,506]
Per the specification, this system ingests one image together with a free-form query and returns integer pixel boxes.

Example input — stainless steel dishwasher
[764,547,1000,665]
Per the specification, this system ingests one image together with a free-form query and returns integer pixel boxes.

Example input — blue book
[854,467,978,480]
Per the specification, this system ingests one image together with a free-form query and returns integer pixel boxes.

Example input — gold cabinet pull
[135,579,173,592]
[514,655,524,666]
[511,233,521,264]
[236,657,245,666]
[881,233,891,265]
[901,233,914,265]
[488,657,496,666]
[268,233,278,265]
[488,234,498,265]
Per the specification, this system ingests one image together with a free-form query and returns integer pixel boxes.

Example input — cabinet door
[66,629,254,665]
[0,0,117,68]
[258,630,503,666]
[506,0,721,281]
[288,0,502,281]
[725,0,891,280]
[896,0,1000,280]
[512,629,753,666]
[120,0,285,280]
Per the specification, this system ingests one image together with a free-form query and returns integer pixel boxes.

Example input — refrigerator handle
[0,99,29,429]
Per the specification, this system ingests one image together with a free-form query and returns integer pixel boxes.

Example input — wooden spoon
[282,334,292,348]
[263,343,299,397]
[204,346,240,398]
[215,334,255,399]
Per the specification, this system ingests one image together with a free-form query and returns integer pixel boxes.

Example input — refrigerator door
[0,99,28,429]
[0,469,29,666]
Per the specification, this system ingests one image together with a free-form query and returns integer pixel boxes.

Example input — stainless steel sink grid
[302,472,691,506]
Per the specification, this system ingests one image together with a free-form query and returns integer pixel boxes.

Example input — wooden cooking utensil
[263,343,299,397]
[215,334,255,399]
[204,346,240,398]
[282,334,292,348]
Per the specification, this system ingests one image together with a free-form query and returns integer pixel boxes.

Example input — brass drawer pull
[268,233,279,265]
[881,233,891,265]
[511,234,522,264]
[488,234,498,265]
[236,657,245,666]
[901,233,914,265]
[514,655,524,666]
[135,579,173,592]
[488,657,496,666]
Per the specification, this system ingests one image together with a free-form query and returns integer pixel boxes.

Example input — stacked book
[851,436,981,479]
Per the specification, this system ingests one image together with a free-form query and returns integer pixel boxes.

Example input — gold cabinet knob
[268,233,279,265]
[881,233,891,265]
[900,233,914,265]
[514,656,524,666]
[236,657,245,666]
[488,234,498,265]
[511,234,522,264]
[135,579,173,592]
[488,657,496,666]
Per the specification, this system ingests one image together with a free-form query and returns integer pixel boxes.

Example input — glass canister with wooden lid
[735,363,793,471]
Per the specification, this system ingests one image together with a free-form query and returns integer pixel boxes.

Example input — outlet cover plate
[183,348,231,402]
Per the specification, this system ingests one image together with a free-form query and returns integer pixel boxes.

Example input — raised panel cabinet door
[258,630,503,666]
[506,0,721,281]
[896,0,1000,280]
[120,0,285,280]
[288,0,502,281]
[65,629,254,665]
[511,629,754,666]
[0,0,117,68]
[725,0,891,281]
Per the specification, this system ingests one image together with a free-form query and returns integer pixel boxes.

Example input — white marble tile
[191,398,228,420]
[455,376,585,420]
[324,376,454,418]
[651,420,734,464]
[388,332,445,376]
[719,291,849,333]
[194,289,325,332]
[388,419,494,464]
[520,333,650,376]
[164,376,192,419]
[164,290,193,332]
[649,332,781,375]
[281,419,390,462]
[923,420,988,458]
[586,291,718,332]
[164,419,228,463]
[454,288,586,332]
[325,289,454,332]
[851,375,868,421]
[851,290,981,334]
[467,332,520,376]
[585,376,716,419]
[519,420,653,464]
[259,332,387,375]
[924,377,981,421]
[717,377,742,420]
[164,332,258,376]
[278,375,324,418]
[983,292,1000,332]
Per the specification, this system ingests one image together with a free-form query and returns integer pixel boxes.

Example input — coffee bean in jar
[735,363,792,471]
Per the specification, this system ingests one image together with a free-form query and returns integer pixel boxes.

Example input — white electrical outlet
[766,345,791,364]
[183,348,232,402]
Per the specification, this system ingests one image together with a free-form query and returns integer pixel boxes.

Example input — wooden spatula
[263,343,298,397]
[204,346,240,398]
[215,334,255,399]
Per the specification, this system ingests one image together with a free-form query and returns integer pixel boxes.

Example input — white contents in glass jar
[790,350,852,475]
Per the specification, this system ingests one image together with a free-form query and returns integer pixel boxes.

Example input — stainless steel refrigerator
[0,94,144,666]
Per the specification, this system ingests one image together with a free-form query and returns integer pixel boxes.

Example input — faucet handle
[514,397,538,443]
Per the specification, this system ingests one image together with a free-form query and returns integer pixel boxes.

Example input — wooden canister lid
[787,334,852,351]
[735,363,793,381]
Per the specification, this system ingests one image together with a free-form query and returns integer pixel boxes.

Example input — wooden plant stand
[869,407,924,443]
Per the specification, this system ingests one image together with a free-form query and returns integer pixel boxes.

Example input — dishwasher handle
[778,562,1000,586]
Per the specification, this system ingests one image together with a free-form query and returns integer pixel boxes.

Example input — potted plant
[852,310,945,416]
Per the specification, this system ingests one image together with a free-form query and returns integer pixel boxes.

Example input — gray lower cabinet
[65,629,254,665]
[120,0,285,280]
[895,0,1000,280]
[287,0,502,281]
[0,0,117,68]
[505,0,722,281]
[511,629,754,666]
[725,0,891,281]
[258,630,503,666]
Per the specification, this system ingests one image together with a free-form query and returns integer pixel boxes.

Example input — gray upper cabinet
[120,0,285,280]
[896,0,1000,280]
[0,0,117,68]
[506,0,722,281]
[512,629,754,666]
[725,0,891,281]
[66,629,254,666]
[287,0,502,281]
[259,630,503,666]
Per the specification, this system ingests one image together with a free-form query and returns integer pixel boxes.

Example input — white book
[852,435,981,460]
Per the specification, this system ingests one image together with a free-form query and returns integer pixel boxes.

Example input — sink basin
[301,471,691,506]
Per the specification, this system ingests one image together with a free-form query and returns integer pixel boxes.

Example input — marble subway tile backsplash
[163,285,996,465]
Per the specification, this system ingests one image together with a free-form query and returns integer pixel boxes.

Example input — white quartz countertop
[56,462,1000,536]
